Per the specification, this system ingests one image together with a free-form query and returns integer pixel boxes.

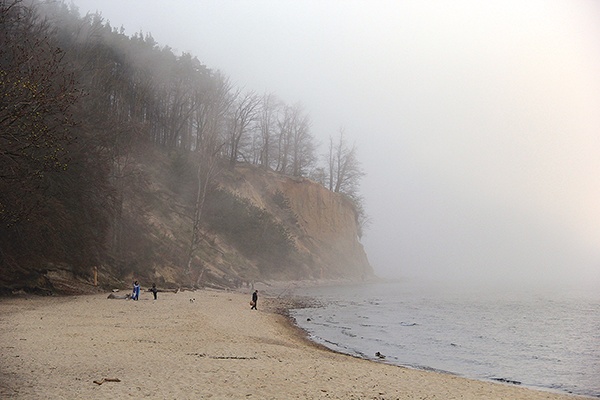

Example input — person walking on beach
[150,283,158,301]
[251,290,258,310]
[132,281,140,301]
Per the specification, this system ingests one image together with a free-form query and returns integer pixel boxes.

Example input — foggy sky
[71,0,600,288]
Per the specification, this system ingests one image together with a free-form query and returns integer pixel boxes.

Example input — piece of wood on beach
[93,378,121,385]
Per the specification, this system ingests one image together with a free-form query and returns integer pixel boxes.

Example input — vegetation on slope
[0,1,371,294]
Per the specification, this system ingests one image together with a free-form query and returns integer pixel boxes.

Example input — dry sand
[0,289,590,399]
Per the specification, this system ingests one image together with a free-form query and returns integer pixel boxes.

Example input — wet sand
[0,289,590,399]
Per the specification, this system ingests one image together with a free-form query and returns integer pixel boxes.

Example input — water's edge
[269,282,599,399]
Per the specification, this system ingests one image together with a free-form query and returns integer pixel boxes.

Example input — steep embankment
[1,151,373,294]
[135,157,374,288]
[227,165,371,279]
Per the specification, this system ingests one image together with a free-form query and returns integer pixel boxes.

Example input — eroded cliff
[128,156,374,289]
[223,165,372,280]
[1,150,373,294]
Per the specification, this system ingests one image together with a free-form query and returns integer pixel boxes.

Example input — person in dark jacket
[251,290,258,310]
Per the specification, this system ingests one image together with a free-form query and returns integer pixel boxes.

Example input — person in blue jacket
[132,281,141,300]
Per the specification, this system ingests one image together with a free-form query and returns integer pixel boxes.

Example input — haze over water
[69,0,600,287]
[290,280,600,398]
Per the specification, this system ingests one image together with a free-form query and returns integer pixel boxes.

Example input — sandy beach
[0,288,590,399]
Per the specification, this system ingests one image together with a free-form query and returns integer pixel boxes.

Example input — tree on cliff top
[327,128,365,199]
[326,128,368,237]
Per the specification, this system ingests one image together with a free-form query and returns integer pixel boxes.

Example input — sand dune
[0,289,588,399]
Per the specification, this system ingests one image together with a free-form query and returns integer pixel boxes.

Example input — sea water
[288,280,600,398]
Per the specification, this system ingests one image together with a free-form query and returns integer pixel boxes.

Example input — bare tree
[289,105,316,177]
[327,127,364,197]
[256,92,280,169]
[274,103,316,176]
[184,72,234,275]
[275,104,292,174]
[227,90,261,168]
[0,0,80,224]
[0,0,112,272]
[326,128,369,237]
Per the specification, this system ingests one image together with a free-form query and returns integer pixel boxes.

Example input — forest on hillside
[0,0,367,288]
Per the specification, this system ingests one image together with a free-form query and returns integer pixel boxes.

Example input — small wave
[322,338,349,350]
[399,322,418,327]
[341,329,357,338]
[403,363,457,376]
[359,323,387,328]
[491,377,521,385]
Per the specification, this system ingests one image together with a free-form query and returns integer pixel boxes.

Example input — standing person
[251,290,258,310]
[150,283,158,301]
[132,281,140,301]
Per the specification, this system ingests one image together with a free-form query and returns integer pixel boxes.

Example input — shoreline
[0,289,593,399]
[266,290,596,400]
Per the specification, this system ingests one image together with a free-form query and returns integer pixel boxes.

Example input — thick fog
[71,0,600,288]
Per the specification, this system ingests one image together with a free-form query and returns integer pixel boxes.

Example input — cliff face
[136,153,374,287]
[135,159,374,288]
[223,165,372,281]
[0,151,373,294]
